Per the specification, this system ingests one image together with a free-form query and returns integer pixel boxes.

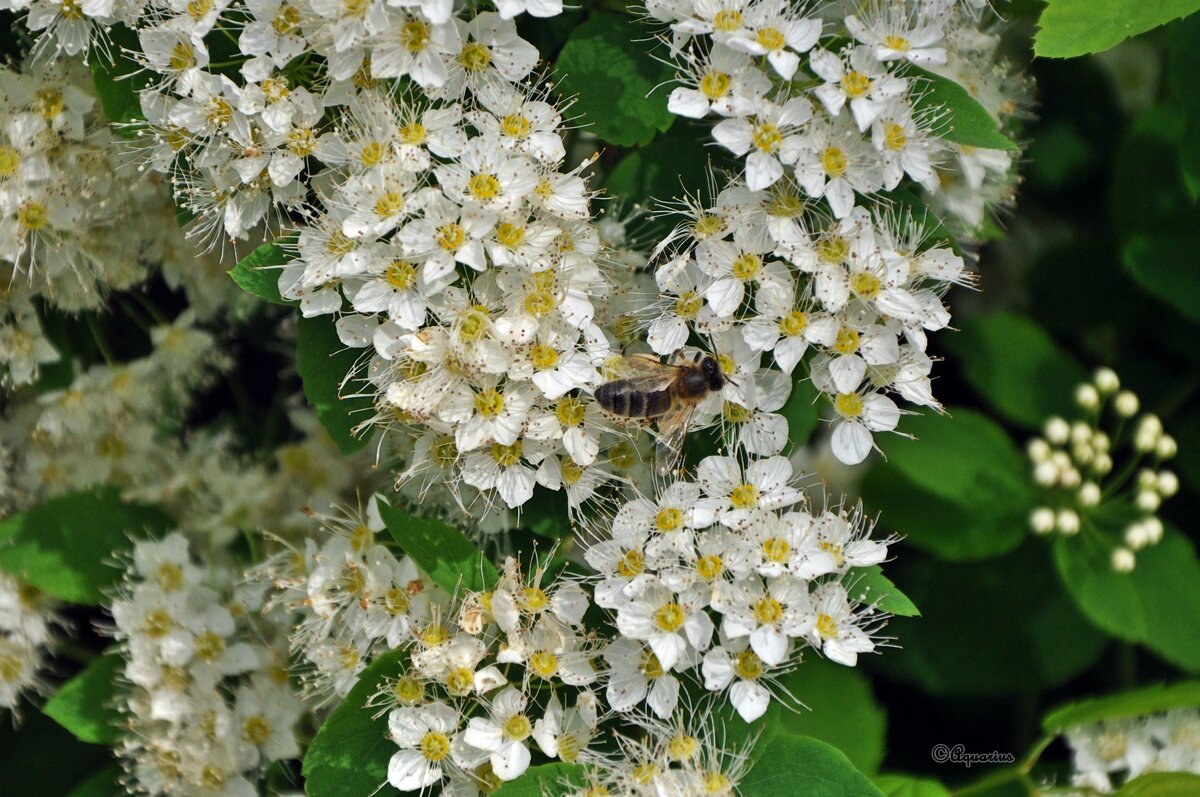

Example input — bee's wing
[608,354,684,392]
[654,400,696,478]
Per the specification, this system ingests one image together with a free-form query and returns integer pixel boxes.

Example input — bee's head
[700,355,726,391]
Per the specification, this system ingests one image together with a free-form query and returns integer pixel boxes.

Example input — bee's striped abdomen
[595,381,673,419]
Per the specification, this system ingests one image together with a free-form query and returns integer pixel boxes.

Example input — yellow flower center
[729,483,760,509]
[835,392,863,418]
[816,612,839,639]
[375,190,405,218]
[460,42,492,72]
[360,140,385,167]
[421,731,452,761]
[712,8,742,31]
[555,396,585,427]
[753,596,783,625]
[34,88,64,119]
[850,271,880,299]
[60,0,85,19]
[817,235,848,263]
[503,714,533,741]
[18,202,48,231]
[618,548,644,578]
[641,650,665,678]
[562,461,584,484]
[385,587,410,615]
[459,305,490,341]
[833,326,860,354]
[273,4,301,33]
[822,146,848,178]
[386,259,416,290]
[529,650,558,679]
[394,676,424,704]
[842,71,872,98]
[530,343,558,370]
[696,554,724,580]
[779,310,808,337]
[700,70,730,99]
[734,650,763,680]
[723,401,751,424]
[142,609,173,638]
[654,602,686,632]
[169,41,196,71]
[655,507,684,532]
[194,631,225,662]
[704,771,732,795]
[500,114,531,138]
[243,715,271,745]
[756,27,785,51]
[287,127,315,156]
[762,537,789,563]
[399,122,426,144]
[155,563,184,592]
[496,222,524,248]
[468,173,501,201]
[731,252,762,281]
[819,541,845,568]
[206,97,232,127]
[674,290,702,318]
[752,122,782,154]
[884,34,910,52]
[420,623,449,647]
[401,18,429,51]
[491,441,523,466]
[693,213,723,238]
[0,146,19,177]
[883,121,907,151]
[668,734,701,761]
[446,666,474,696]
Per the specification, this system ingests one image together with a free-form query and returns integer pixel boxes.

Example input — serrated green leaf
[296,315,375,455]
[739,734,885,797]
[491,764,586,797]
[943,313,1087,429]
[553,14,676,147]
[89,25,152,135]
[781,659,887,775]
[0,488,172,604]
[909,66,1016,150]
[1116,772,1200,796]
[44,653,124,746]
[376,497,499,594]
[229,241,294,306]
[874,775,953,797]
[1054,525,1200,673]
[1043,681,1200,733]
[1034,0,1200,58]
[302,649,405,797]
[1122,234,1200,325]
[847,566,920,618]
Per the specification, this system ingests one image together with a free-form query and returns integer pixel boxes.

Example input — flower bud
[1094,368,1119,394]
[1156,435,1177,460]
[1125,523,1149,550]
[1057,509,1081,535]
[1093,453,1113,475]
[1143,517,1164,544]
[1157,471,1179,497]
[1070,421,1092,445]
[1029,507,1056,534]
[1060,467,1082,488]
[1078,482,1101,507]
[1137,469,1157,491]
[1034,461,1060,486]
[1075,384,1100,410]
[1091,432,1110,452]
[1114,391,1139,417]
[1027,438,1051,463]
[1111,547,1136,573]
[1045,417,1070,445]
[1135,490,1160,512]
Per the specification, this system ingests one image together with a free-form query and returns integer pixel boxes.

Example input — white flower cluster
[0,61,242,387]
[641,0,1026,464]
[587,454,889,722]
[1063,709,1200,793]
[110,532,304,797]
[265,457,893,793]
[0,573,63,713]
[1027,368,1179,573]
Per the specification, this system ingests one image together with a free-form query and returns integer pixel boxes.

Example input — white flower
[667,44,771,119]
[806,581,877,666]
[714,575,813,666]
[712,96,812,191]
[615,581,713,671]
[370,13,461,88]
[603,637,685,719]
[701,638,775,722]
[826,388,900,466]
[789,115,884,219]
[695,454,804,530]
[720,0,821,80]
[810,46,908,132]
[388,702,463,791]
[435,136,537,215]
[845,7,948,66]
[462,687,536,780]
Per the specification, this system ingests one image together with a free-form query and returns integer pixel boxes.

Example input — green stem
[85,315,116,365]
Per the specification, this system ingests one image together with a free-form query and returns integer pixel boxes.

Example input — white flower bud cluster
[1062,709,1200,793]
[640,0,1027,465]
[0,574,63,714]
[110,533,305,797]
[1027,369,1179,573]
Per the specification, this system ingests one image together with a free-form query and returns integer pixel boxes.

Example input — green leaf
[228,241,295,306]
[780,377,822,451]
[1122,234,1200,325]
[491,764,586,797]
[605,119,714,209]
[302,649,405,797]
[878,543,1108,696]
[376,497,499,594]
[781,659,887,775]
[909,66,1016,150]
[44,653,125,746]
[1034,0,1200,58]
[89,25,152,135]
[0,488,172,604]
[874,775,953,797]
[1054,525,1200,672]
[847,566,921,618]
[68,765,123,797]
[553,13,676,147]
[296,315,375,454]
[953,769,1034,797]
[865,408,1034,561]
[1116,773,1200,797]
[943,313,1088,429]
[0,705,114,796]
[739,734,885,797]
[1044,682,1200,733]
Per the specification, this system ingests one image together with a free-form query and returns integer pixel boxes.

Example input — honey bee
[594,350,727,475]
